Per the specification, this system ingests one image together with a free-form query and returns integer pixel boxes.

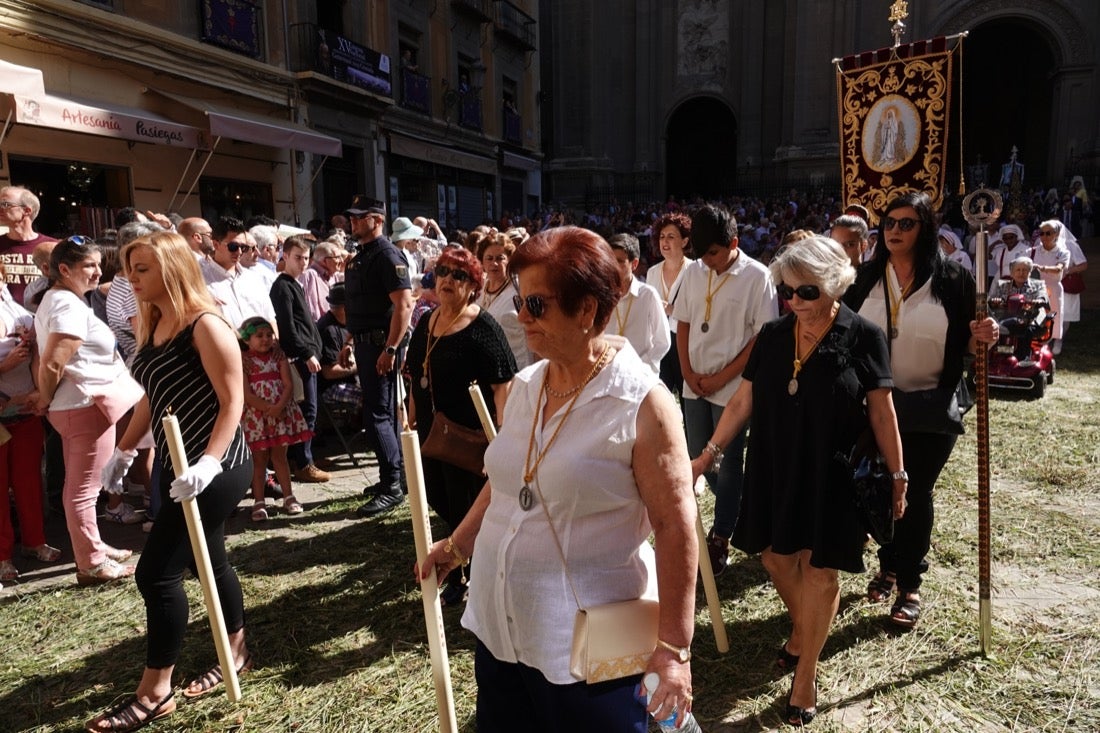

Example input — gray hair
[117,220,165,246]
[830,214,869,240]
[313,240,342,261]
[1009,256,1034,270]
[249,225,279,250]
[1,186,40,219]
[769,236,856,300]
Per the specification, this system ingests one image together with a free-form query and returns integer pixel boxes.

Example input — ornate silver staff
[962,186,1002,656]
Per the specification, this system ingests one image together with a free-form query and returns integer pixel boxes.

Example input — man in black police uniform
[342,195,415,517]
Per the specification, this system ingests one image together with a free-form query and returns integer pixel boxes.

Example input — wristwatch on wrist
[655,639,692,663]
[891,469,909,482]
[384,345,397,356]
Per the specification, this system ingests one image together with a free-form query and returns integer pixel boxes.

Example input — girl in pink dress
[240,318,311,520]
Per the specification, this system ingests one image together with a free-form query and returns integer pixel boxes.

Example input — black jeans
[136,459,252,668]
[876,431,957,591]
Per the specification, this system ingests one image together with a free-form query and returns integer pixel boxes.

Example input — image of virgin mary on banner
[836,37,960,221]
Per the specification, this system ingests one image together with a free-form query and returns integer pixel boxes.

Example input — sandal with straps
[866,570,897,603]
[890,589,921,628]
[182,653,253,699]
[84,691,175,732]
[776,640,800,671]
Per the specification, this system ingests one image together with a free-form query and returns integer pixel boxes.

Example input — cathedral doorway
[665,97,738,200]
[960,18,1056,187]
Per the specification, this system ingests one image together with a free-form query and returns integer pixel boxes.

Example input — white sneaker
[104,502,143,525]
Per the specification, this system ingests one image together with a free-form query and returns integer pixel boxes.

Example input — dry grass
[1,313,1098,732]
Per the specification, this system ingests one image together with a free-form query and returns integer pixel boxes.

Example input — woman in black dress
[691,237,906,725]
[406,247,516,604]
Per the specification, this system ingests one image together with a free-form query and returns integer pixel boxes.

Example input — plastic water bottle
[642,672,703,732]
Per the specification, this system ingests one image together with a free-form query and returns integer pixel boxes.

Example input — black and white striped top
[131,313,250,478]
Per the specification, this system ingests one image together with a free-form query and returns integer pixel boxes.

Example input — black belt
[352,329,388,346]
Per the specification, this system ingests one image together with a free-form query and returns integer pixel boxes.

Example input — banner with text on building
[836,37,959,221]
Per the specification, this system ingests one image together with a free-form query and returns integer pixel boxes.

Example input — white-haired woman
[691,236,905,726]
[1032,220,1072,353]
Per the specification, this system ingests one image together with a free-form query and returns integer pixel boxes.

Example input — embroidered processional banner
[836,37,959,221]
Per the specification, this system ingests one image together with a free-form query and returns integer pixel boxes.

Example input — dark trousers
[877,431,957,591]
[474,641,647,733]
[288,360,318,470]
[658,332,682,398]
[136,459,252,668]
[353,338,403,487]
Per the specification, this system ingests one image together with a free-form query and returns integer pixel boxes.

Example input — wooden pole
[161,410,241,702]
[695,509,729,653]
[974,227,993,656]
[402,430,458,733]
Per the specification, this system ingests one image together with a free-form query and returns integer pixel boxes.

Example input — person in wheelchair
[988,257,1050,357]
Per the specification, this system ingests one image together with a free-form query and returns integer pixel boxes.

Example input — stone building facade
[539,0,1099,206]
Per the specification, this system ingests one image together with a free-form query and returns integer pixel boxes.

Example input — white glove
[169,454,223,503]
[101,447,138,494]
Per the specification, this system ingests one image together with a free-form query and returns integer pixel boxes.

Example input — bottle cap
[643,672,661,696]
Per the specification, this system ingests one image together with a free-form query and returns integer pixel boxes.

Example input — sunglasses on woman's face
[777,283,821,301]
[512,293,558,318]
[434,265,472,283]
[882,216,919,232]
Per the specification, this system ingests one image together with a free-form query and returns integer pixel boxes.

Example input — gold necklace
[659,258,686,301]
[420,306,469,390]
[614,290,636,337]
[518,344,612,510]
[886,264,915,340]
[702,258,736,332]
[788,305,839,396]
[481,278,509,309]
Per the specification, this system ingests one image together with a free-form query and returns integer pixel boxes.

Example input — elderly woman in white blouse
[420,226,697,732]
[1032,220,1072,354]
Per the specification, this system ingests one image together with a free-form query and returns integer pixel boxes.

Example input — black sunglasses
[777,283,821,301]
[227,242,254,253]
[512,293,558,318]
[882,216,919,232]
[434,265,472,283]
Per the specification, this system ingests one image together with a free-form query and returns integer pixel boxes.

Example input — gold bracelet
[443,536,468,566]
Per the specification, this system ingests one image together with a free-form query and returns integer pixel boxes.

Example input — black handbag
[850,451,895,545]
[841,430,895,545]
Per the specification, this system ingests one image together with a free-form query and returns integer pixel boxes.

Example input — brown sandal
[84,691,175,732]
[182,653,253,698]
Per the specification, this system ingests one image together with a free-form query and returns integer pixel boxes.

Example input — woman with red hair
[406,246,517,605]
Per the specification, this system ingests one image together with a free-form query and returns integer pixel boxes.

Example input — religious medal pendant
[788,378,799,396]
[889,327,898,340]
[420,376,429,389]
[519,485,534,511]
[701,321,710,333]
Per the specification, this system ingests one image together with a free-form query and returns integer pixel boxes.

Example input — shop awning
[1,61,204,149]
[10,92,205,148]
[146,88,342,157]
[0,59,46,98]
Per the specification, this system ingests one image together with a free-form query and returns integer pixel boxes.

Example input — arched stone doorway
[665,97,738,200]
[959,19,1057,186]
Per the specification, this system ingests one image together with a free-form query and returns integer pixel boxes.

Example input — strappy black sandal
[182,653,253,699]
[866,570,896,603]
[890,590,921,628]
[84,691,175,732]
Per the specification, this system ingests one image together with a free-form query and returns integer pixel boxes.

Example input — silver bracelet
[705,440,725,474]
